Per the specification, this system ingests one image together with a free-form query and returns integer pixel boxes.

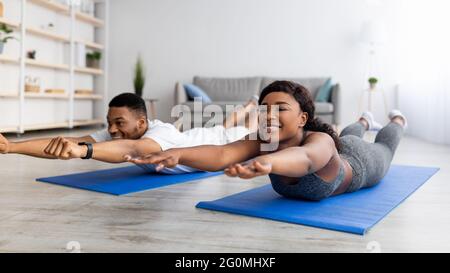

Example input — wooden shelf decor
[26,59,70,71]
[75,66,103,75]
[0,0,109,134]
[29,0,105,27]
[0,17,19,29]
[26,26,70,42]
[75,11,104,27]
[0,54,19,64]
[28,0,70,13]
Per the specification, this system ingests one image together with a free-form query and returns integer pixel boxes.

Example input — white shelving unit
[0,0,109,133]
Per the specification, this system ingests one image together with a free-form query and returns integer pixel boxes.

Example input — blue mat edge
[196,165,440,235]
[196,198,365,234]
[36,167,224,196]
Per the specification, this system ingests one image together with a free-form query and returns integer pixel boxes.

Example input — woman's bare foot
[223,95,259,129]
[244,94,259,110]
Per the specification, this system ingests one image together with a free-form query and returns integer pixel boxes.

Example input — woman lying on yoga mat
[126,80,407,201]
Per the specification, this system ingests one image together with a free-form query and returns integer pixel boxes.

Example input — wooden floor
[0,127,449,253]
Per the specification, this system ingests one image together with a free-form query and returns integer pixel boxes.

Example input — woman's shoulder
[302,131,335,146]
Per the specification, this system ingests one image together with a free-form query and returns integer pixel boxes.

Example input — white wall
[108,0,399,125]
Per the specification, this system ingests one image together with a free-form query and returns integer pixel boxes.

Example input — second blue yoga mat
[37,165,223,195]
[196,165,439,235]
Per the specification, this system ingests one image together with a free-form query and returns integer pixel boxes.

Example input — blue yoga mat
[196,165,439,235]
[37,165,223,195]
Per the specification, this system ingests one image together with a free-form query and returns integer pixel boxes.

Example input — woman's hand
[224,157,272,179]
[125,149,181,171]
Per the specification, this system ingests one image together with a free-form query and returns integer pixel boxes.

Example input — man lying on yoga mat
[126,81,408,201]
[0,93,258,174]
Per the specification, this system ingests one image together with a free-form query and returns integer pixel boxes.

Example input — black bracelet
[78,142,93,160]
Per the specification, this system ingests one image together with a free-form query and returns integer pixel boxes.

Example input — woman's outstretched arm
[126,139,261,172]
[225,132,336,179]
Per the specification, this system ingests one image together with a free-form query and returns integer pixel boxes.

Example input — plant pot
[86,58,100,69]
[0,42,4,55]
[369,83,377,90]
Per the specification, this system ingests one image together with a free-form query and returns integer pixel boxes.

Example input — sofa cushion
[184,84,212,103]
[261,77,330,98]
[315,78,333,102]
[193,76,262,101]
[315,102,334,114]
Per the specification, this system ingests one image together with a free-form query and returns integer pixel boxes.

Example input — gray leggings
[269,121,404,200]
[339,121,404,192]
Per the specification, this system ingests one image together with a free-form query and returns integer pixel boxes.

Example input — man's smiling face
[107,107,147,140]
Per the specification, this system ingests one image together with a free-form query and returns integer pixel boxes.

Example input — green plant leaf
[133,56,146,97]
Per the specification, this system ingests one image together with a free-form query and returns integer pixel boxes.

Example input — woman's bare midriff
[332,157,353,195]
[312,152,353,195]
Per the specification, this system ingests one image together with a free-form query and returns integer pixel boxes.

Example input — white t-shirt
[90,120,249,174]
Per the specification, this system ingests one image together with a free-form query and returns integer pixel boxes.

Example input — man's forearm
[91,139,161,163]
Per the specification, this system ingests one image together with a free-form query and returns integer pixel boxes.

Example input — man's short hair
[109,93,147,118]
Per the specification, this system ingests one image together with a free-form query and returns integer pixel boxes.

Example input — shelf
[28,0,104,27]
[26,59,69,71]
[23,121,69,131]
[75,12,104,27]
[77,39,104,50]
[1,0,108,134]
[75,94,103,100]
[0,126,19,133]
[0,93,19,98]
[0,93,105,100]
[75,67,103,75]
[0,57,103,73]
[73,119,103,127]
[0,17,20,29]
[0,55,19,64]
[3,119,103,132]
[26,27,70,42]
[28,0,70,13]
[26,92,68,99]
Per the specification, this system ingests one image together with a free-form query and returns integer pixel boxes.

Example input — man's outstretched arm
[44,137,162,163]
[0,133,95,159]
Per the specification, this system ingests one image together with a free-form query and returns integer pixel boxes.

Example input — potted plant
[133,55,145,97]
[368,77,378,90]
[27,50,36,59]
[0,23,15,55]
[86,51,101,68]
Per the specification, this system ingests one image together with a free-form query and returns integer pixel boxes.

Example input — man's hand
[224,157,272,179]
[125,149,181,171]
[0,133,10,154]
[44,137,86,160]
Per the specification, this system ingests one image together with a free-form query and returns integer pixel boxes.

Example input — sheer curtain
[396,0,450,144]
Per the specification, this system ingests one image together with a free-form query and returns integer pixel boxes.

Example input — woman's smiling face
[258,91,308,143]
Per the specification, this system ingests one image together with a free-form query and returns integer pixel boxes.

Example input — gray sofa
[174,76,341,129]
